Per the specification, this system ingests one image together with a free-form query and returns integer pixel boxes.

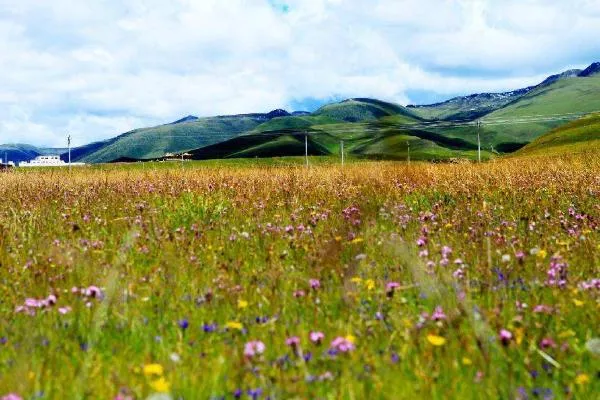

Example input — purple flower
[178,319,189,330]
[309,279,321,290]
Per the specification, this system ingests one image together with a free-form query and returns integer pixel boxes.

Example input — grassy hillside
[515,113,600,156]
[313,98,420,123]
[75,115,270,164]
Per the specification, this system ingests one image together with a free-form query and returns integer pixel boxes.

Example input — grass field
[1,153,599,399]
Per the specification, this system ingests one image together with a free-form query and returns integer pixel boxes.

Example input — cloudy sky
[1,0,599,147]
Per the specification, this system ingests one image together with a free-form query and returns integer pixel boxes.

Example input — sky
[0,0,599,147]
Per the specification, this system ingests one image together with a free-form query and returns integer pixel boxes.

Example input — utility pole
[340,140,344,167]
[477,120,482,163]
[407,141,410,165]
[305,133,308,168]
[67,134,72,170]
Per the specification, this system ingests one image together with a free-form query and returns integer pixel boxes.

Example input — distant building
[20,155,85,167]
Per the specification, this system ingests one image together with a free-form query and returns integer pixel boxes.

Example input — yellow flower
[143,363,164,377]
[573,299,584,307]
[237,299,249,309]
[575,374,590,385]
[462,357,472,365]
[351,237,364,244]
[346,335,356,344]
[445,223,453,229]
[537,249,547,259]
[427,334,446,346]
[150,377,171,392]
[365,279,375,291]
[351,277,362,284]
[225,321,243,330]
[558,330,576,339]
[515,328,524,345]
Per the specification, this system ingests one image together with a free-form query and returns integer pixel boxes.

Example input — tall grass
[0,154,598,399]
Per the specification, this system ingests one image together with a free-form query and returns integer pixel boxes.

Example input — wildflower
[58,306,72,315]
[330,336,355,352]
[244,340,266,357]
[309,331,324,344]
[416,237,427,247]
[540,337,556,349]
[426,334,446,346]
[502,254,511,263]
[286,336,300,347]
[247,388,263,400]
[441,246,452,258]
[431,306,447,322]
[575,374,590,385]
[499,329,513,346]
[177,319,189,330]
[516,251,525,262]
[225,321,243,331]
[143,364,164,377]
[386,281,401,297]
[293,290,305,298]
[203,323,217,333]
[462,357,472,365]
[536,249,547,259]
[1,394,23,400]
[237,299,249,309]
[309,279,320,290]
[149,377,170,393]
[83,286,104,299]
[546,255,568,287]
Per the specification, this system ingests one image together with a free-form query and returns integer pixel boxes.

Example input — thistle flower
[309,279,321,290]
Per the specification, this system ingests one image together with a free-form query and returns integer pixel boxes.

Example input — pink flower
[84,286,103,299]
[286,336,300,347]
[499,329,512,345]
[309,331,325,344]
[330,337,355,353]
[309,279,321,290]
[244,340,266,358]
[533,304,553,314]
[293,290,306,298]
[431,306,447,321]
[1,394,23,400]
[386,282,401,297]
[540,337,556,349]
[58,306,72,315]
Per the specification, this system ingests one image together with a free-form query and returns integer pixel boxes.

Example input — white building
[20,155,85,167]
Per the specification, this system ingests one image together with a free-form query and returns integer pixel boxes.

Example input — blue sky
[0,0,599,147]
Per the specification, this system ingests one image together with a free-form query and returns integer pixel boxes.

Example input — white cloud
[0,0,598,146]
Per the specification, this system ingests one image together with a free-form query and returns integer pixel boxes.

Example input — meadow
[0,153,599,399]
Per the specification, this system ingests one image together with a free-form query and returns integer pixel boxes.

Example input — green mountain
[70,113,282,164]
[515,113,600,156]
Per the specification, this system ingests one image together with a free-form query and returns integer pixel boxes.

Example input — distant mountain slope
[71,113,283,163]
[515,113,600,156]
[407,68,586,121]
[313,98,420,123]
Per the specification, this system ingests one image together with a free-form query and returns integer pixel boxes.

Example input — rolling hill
[68,113,285,164]
[515,113,600,156]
